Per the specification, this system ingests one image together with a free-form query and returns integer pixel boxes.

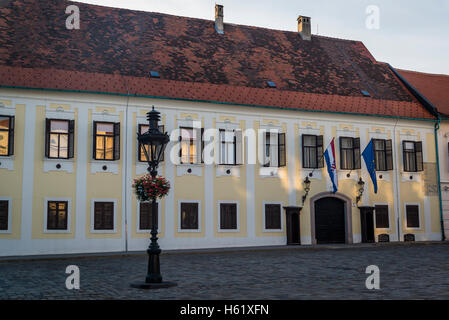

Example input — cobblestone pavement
[1,243,449,300]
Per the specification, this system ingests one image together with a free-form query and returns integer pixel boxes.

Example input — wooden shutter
[406,205,419,228]
[220,203,237,229]
[339,136,345,170]
[7,116,14,156]
[201,128,204,164]
[317,135,324,168]
[415,141,423,172]
[385,139,393,171]
[235,130,243,165]
[159,125,165,162]
[265,204,281,229]
[278,133,286,167]
[45,118,51,158]
[353,138,361,169]
[0,200,8,230]
[68,120,75,159]
[374,205,389,229]
[113,122,120,160]
[301,135,306,168]
[140,202,158,230]
[93,122,98,160]
[94,202,103,230]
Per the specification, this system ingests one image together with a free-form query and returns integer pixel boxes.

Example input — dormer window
[150,71,160,79]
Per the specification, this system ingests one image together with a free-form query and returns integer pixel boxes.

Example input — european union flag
[362,140,378,194]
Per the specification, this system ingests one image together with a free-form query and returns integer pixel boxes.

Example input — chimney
[297,16,311,40]
[215,4,224,34]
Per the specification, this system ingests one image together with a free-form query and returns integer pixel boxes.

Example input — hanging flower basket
[132,175,170,202]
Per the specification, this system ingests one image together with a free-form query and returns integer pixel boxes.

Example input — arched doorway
[315,197,345,244]
[310,192,353,244]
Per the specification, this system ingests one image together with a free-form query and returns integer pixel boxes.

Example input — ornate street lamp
[356,177,365,205]
[132,106,176,289]
[301,176,312,205]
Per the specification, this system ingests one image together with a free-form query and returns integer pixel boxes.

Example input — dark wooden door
[315,197,345,244]
[285,207,301,245]
[359,207,375,243]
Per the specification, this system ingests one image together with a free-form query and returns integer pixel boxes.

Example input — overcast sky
[74,0,449,75]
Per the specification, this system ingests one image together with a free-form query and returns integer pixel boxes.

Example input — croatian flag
[324,138,338,193]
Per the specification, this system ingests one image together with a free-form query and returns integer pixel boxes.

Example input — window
[0,200,9,230]
[339,137,361,170]
[373,139,393,171]
[220,203,237,230]
[138,124,165,163]
[94,202,114,230]
[263,131,286,167]
[45,119,75,159]
[406,205,420,228]
[47,201,68,230]
[139,202,158,230]
[0,115,14,156]
[93,122,120,161]
[179,127,203,164]
[302,135,324,169]
[180,202,199,230]
[265,204,281,230]
[403,141,423,172]
[219,129,243,165]
[374,205,389,229]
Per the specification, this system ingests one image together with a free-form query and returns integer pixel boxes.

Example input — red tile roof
[0,0,435,120]
[397,69,449,117]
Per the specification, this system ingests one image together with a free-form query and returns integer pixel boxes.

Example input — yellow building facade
[0,88,442,256]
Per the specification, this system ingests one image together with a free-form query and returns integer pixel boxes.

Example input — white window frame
[404,202,422,230]
[136,200,161,233]
[262,201,284,232]
[373,202,391,231]
[0,197,12,234]
[90,199,117,233]
[177,200,201,233]
[44,198,72,233]
[217,200,240,233]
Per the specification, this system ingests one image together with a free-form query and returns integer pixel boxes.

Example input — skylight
[150,71,160,78]
[361,90,370,97]
[267,81,276,88]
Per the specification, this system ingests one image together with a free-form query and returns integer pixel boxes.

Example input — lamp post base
[131,281,177,289]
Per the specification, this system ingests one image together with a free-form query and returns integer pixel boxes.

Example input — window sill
[43,230,71,234]
[43,158,74,173]
[90,161,119,174]
[217,165,240,178]
[177,229,202,233]
[0,156,14,171]
[217,229,240,233]
[176,164,202,177]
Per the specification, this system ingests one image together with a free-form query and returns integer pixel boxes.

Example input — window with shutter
[94,201,114,230]
[94,122,116,161]
[139,125,165,162]
[339,137,361,170]
[0,200,8,230]
[220,203,237,230]
[374,205,389,229]
[47,201,68,230]
[302,135,324,168]
[403,141,423,172]
[373,139,393,171]
[180,202,199,230]
[0,116,14,156]
[45,119,71,159]
[219,129,236,165]
[139,202,158,230]
[406,205,420,228]
[265,204,281,229]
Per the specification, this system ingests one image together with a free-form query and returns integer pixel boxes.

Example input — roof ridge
[70,0,362,44]
[397,68,449,78]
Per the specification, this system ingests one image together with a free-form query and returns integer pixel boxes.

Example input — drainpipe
[434,118,446,241]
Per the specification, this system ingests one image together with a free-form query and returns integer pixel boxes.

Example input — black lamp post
[131,106,176,289]
[302,176,312,205]
[356,177,365,205]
